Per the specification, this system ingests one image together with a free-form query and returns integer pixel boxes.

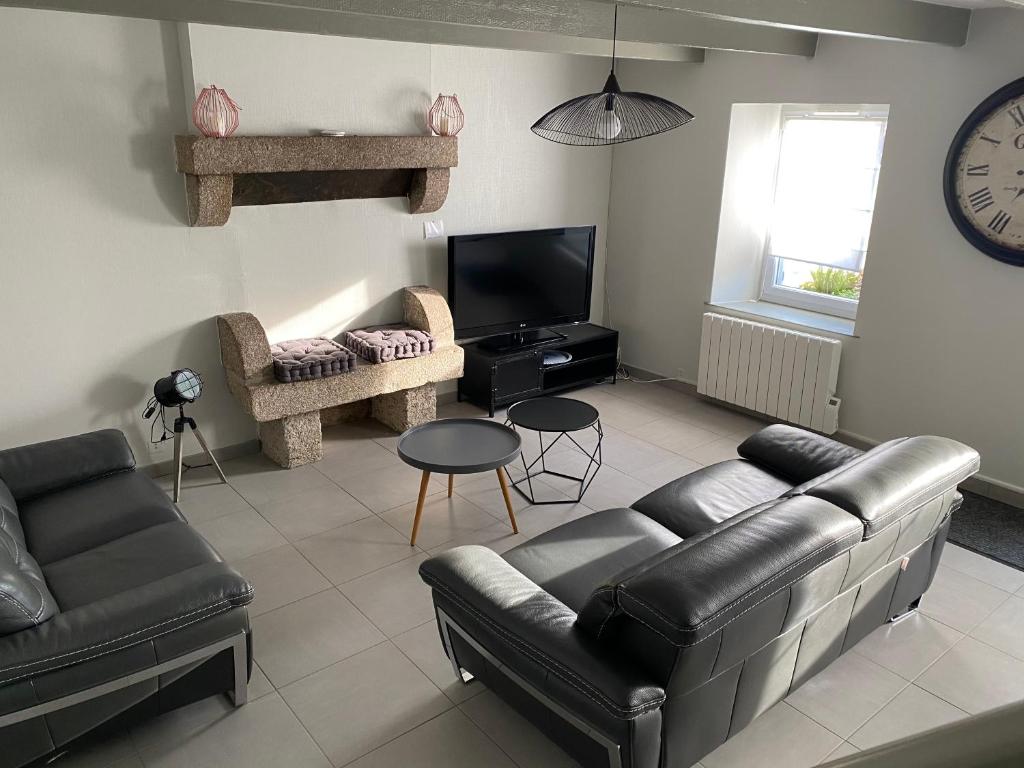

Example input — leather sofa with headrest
[0,430,253,768]
[420,424,980,768]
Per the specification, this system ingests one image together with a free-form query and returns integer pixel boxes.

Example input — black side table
[505,397,603,505]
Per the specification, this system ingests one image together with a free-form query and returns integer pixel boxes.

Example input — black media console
[458,323,619,417]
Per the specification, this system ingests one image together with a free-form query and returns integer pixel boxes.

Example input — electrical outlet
[423,220,445,239]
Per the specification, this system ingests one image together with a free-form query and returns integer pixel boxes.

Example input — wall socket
[423,220,445,239]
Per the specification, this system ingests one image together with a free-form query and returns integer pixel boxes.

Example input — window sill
[706,300,858,338]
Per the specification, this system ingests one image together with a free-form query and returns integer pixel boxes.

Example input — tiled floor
[57,380,1024,768]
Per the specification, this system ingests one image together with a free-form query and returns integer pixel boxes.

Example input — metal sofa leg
[889,596,922,624]
[437,609,475,684]
[229,632,249,707]
[435,609,622,768]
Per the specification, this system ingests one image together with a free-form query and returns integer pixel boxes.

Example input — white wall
[607,9,1024,492]
[0,8,612,466]
[709,103,780,304]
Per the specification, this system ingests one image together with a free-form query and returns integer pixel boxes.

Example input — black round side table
[505,397,603,505]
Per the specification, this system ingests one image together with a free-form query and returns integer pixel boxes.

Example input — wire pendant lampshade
[531,5,694,146]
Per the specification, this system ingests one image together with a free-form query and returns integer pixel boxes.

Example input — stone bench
[217,286,464,468]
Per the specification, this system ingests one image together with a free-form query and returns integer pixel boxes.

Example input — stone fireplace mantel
[174,135,458,226]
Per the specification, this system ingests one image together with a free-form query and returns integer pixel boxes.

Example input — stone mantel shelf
[173,135,459,226]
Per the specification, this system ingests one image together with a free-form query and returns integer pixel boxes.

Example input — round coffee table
[398,418,522,546]
[505,397,603,505]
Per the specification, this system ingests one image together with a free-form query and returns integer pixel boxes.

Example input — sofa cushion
[737,425,863,485]
[792,436,981,539]
[343,325,435,363]
[270,337,357,383]
[503,509,682,612]
[0,503,58,636]
[0,429,135,503]
[42,522,223,610]
[631,460,792,538]
[614,496,863,646]
[20,472,183,566]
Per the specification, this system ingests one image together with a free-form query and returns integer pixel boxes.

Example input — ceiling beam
[593,0,971,46]
[0,0,818,58]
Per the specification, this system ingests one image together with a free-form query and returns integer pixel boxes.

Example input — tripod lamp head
[144,369,204,419]
[154,368,203,408]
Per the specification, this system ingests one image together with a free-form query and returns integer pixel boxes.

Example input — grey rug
[948,491,1024,572]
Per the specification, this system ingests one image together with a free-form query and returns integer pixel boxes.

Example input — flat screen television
[448,226,596,341]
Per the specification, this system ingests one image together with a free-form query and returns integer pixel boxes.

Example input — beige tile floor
[55,380,1024,768]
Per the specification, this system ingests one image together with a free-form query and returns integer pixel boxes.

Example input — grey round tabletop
[398,418,522,474]
[507,397,599,432]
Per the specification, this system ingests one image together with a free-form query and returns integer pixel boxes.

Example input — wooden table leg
[496,467,519,534]
[410,470,432,547]
[448,473,454,498]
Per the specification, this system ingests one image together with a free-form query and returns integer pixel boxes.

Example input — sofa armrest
[402,286,455,347]
[0,430,136,502]
[217,312,274,382]
[419,546,665,723]
[737,425,863,485]
[0,562,252,686]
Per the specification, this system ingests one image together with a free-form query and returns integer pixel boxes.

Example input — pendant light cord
[611,4,618,73]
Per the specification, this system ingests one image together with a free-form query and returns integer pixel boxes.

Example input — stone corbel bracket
[174,135,458,226]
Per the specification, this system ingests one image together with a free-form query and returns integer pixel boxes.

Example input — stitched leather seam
[0,506,49,621]
[0,589,36,622]
[620,529,860,633]
[0,603,248,687]
[425,577,665,718]
[591,587,618,640]
[15,465,136,504]
[858,460,978,539]
[671,539,859,648]
[1,507,19,563]
[0,587,254,676]
[620,531,857,637]
[618,531,861,646]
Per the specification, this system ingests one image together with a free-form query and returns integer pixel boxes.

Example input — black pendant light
[531,4,694,146]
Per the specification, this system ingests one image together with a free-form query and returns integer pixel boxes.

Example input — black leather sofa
[0,430,253,768]
[420,424,980,768]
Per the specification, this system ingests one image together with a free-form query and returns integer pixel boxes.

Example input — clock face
[945,77,1024,267]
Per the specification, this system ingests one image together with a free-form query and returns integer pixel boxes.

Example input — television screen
[448,226,595,338]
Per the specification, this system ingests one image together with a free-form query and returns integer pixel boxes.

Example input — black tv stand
[479,328,567,354]
[459,323,618,417]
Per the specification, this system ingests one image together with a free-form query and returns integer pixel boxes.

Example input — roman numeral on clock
[968,187,995,213]
[966,164,990,177]
[988,210,1012,235]
[979,135,1001,147]
[1010,105,1024,129]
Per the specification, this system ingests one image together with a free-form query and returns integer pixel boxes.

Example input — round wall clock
[944,76,1024,267]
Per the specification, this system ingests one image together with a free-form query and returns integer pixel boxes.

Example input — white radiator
[697,313,842,434]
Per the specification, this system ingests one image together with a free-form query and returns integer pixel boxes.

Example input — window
[760,107,889,319]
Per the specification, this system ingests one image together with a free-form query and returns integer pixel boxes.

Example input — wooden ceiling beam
[0,0,820,58]
[591,0,971,46]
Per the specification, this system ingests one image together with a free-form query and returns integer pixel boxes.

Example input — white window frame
[759,106,888,320]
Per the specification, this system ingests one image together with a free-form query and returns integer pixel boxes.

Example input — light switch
[423,220,446,239]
